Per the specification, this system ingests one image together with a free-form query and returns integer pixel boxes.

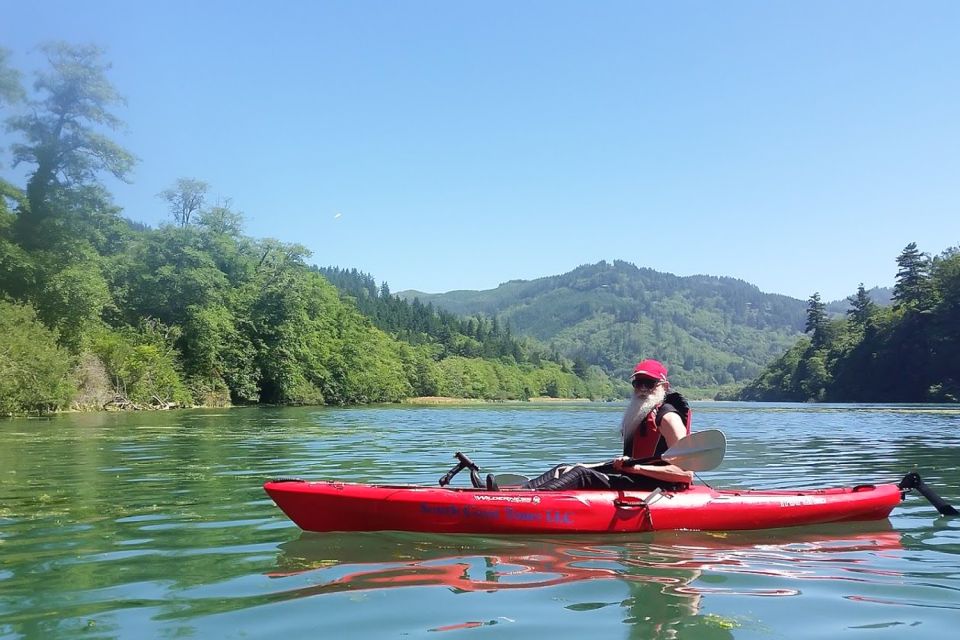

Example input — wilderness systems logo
[474,494,541,504]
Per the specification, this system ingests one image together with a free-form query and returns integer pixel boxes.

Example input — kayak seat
[664,391,692,430]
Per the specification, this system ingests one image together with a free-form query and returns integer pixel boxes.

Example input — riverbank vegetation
[733,243,960,402]
[0,43,615,415]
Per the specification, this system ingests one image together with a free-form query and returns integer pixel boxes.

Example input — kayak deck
[263,479,903,534]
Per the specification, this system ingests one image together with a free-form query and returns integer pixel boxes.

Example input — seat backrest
[664,391,692,431]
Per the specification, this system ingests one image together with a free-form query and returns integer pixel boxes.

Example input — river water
[1,402,958,638]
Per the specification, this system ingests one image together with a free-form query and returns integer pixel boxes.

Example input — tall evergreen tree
[893,242,932,311]
[846,283,876,326]
[805,292,827,345]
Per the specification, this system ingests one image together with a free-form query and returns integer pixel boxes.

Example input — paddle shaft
[591,429,727,472]
[625,453,669,466]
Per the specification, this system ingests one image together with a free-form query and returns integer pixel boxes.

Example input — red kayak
[265,434,955,534]
[263,478,907,534]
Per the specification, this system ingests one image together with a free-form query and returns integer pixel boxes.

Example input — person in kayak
[515,359,692,491]
[613,359,693,485]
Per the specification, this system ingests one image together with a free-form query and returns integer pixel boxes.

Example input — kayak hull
[263,479,903,534]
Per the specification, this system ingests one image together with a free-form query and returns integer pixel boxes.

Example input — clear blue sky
[3,1,958,302]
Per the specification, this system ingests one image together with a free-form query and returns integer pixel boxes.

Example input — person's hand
[611,456,629,472]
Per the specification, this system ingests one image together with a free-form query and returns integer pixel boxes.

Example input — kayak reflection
[268,522,903,634]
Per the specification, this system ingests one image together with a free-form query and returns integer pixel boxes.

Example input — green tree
[32,253,111,351]
[88,321,191,407]
[249,269,330,405]
[0,300,75,414]
[121,226,230,324]
[893,242,932,311]
[933,248,960,313]
[804,292,827,346]
[159,178,209,227]
[846,283,876,327]
[799,352,830,401]
[7,43,135,246]
[399,343,442,397]
[0,181,34,300]
[197,200,244,237]
[181,303,259,403]
[572,356,589,378]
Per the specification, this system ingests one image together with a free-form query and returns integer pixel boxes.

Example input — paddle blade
[661,429,726,471]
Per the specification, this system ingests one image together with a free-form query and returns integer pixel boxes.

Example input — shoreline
[7,397,960,418]
[2,396,601,417]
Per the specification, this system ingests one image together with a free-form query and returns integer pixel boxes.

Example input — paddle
[597,429,727,472]
[494,429,727,487]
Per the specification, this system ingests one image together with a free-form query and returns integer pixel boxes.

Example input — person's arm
[658,411,686,449]
[617,462,693,484]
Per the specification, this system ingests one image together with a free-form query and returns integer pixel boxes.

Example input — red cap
[630,359,668,382]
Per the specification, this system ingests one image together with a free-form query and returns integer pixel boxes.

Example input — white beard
[621,385,667,443]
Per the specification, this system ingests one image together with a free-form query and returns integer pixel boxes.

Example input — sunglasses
[631,378,660,390]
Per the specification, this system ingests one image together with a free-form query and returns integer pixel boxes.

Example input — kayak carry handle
[439,451,484,488]
[614,487,665,509]
[898,472,959,516]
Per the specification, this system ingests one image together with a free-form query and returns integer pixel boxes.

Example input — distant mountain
[399,260,809,390]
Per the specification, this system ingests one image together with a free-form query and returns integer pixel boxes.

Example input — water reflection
[267,523,904,635]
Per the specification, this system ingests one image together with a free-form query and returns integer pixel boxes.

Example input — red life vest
[625,394,692,459]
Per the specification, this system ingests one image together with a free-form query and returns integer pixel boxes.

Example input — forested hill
[399,260,809,390]
[735,243,960,403]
